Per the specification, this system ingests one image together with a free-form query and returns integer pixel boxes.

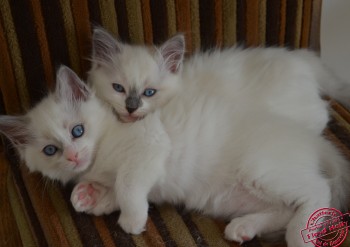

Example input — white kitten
[86,28,350,247]
[0,65,171,227]
[88,28,350,134]
[0,50,349,247]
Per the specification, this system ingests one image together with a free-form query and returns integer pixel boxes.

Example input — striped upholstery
[1,1,349,246]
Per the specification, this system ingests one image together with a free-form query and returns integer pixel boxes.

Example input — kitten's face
[0,66,105,183]
[23,97,98,182]
[88,28,185,122]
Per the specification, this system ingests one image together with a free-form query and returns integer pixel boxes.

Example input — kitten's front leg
[117,187,149,235]
[71,181,118,216]
[115,159,165,234]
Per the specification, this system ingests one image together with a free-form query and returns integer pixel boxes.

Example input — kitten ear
[0,115,31,146]
[159,34,185,73]
[91,27,122,65]
[55,65,90,102]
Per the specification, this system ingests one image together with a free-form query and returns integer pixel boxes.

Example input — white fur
[85,29,350,246]
[1,35,349,247]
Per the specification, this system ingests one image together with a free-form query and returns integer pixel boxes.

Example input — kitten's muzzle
[125,96,140,114]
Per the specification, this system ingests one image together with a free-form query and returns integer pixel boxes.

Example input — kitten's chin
[118,114,145,123]
[72,159,92,173]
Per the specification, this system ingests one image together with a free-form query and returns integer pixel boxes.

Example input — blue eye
[112,83,125,93]
[143,88,157,97]
[72,124,84,138]
[43,145,58,156]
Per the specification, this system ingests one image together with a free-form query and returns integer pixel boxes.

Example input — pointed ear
[0,115,31,146]
[91,27,122,65]
[159,34,185,73]
[55,65,90,102]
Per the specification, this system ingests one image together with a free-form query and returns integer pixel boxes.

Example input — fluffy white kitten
[88,28,350,135]
[0,48,349,247]
[86,28,350,247]
[0,66,171,229]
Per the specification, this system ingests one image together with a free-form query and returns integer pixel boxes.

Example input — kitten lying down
[88,28,350,135]
[0,65,349,247]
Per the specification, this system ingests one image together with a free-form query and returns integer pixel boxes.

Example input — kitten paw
[224,217,256,243]
[118,212,147,235]
[71,182,101,212]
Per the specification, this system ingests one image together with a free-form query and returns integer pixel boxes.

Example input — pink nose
[66,152,79,163]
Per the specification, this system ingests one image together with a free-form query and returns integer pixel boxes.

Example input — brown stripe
[0,0,31,110]
[284,0,299,48]
[98,0,119,36]
[49,185,83,247]
[87,0,102,26]
[300,0,312,48]
[245,0,260,47]
[29,1,55,90]
[7,171,30,247]
[309,0,321,52]
[214,0,223,47]
[222,0,237,47]
[104,212,137,247]
[328,119,350,151]
[10,0,48,106]
[59,0,82,75]
[325,129,350,161]
[92,217,117,247]
[115,0,131,42]
[279,0,287,46]
[40,0,71,71]
[165,0,177,38]
[190,0,201,52]
[266,0,282,46]
[126,0,144,44]
[190,214,230,247]
[177,209,209,247]
[199,0,216,50]
[60,185,105,246]
[330,108,350,134]
[293,0,303,48]
[141,0,154,44]
[236,0,246,45]
[0,17,21,114]
[259,0,267,45]
[148,205,177,247]
[71,0,92,75]
[331,101,350,124]
[150,0,168,44]
[5,149,48,247]
[142,217,166,247]
[1,154,24,247]
[158,204,196,246]
[175,0,192,52]
[20,170,71,246]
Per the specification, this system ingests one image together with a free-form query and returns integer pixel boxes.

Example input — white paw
[71,182,100,212]
[224,217,256,243]
[118,212,147,235]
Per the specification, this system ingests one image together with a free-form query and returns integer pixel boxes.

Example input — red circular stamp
[301,208,349,247]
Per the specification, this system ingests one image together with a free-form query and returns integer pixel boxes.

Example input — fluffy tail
[320,139,350,211]
[297,50,350,107]
[317,67,350,107]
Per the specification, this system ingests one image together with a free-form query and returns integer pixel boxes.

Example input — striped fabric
[1,0,349,247]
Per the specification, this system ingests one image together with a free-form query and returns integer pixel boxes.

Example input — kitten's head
[88,27,185,122]
[0,66,107,183]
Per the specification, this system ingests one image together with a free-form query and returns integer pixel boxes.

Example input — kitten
[86,28,350,247]
[88,28,350,135]
[0,72,349,245]
[0,65,171,226]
